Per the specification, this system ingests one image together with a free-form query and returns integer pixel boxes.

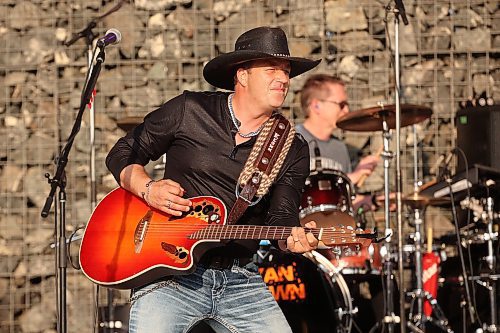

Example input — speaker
[456,105,500,171]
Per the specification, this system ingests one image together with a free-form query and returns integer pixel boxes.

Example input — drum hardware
[463,180,498,333]
[399,195,454,332]
[337,102,432,333]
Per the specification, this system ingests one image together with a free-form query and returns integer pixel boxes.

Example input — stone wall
[0,0,498,332]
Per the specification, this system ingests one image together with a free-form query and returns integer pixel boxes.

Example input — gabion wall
[0,0,498,332]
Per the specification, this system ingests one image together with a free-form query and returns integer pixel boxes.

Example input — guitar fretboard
[187,225,351,241]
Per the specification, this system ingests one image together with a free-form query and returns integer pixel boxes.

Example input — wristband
[371,193,380,209]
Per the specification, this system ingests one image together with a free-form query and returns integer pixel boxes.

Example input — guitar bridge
[134,210,153,254]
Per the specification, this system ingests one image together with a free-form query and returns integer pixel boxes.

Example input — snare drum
[257,249,354,333]
[300,169,356,227]
[327,243,383,275]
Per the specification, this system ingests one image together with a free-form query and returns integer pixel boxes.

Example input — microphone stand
[64,3,125,329]
[41,46,107,333]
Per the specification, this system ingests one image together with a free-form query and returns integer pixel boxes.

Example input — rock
[291,1,322,38]
[147,62,168,81]
[148,13,167,29]
[4,72,29,86]
[167,7,195,39]
[335,31,384,53]
[9,1,40,30]
[102,3,144,58]
[134,0,180,10]
[337,55,363,81]
[0,215,25,244]
[325,0,368,32]
[213,0,248,22]
[422,26,451,50]
[119,85,162,107]
[387,19,418,53]
[289,40,316,59]
[472,74,494,96]
[18,302,56,333]
[0,165,25,193]
[23,166,51,208]
[452,8,484,28]
[402,59,444,86]
[119,66,147,87]
[453,28,491,51]
[25,228,54,255]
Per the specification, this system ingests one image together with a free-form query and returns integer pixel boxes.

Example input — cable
[67,226,84,270]
[454,147,484,326]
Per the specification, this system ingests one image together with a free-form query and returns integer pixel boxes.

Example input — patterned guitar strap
[227,113,296,225]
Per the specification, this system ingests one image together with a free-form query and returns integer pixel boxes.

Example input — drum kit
[253,103,497,333]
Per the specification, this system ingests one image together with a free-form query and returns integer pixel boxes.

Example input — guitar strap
[227,113,293,225]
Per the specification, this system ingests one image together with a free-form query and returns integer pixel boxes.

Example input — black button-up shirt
[106,91,310,257]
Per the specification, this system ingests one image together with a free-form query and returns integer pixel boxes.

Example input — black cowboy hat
[203,26,321,91]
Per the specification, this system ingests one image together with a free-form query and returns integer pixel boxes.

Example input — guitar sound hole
[194,205,203,212]
[202,205,214,215]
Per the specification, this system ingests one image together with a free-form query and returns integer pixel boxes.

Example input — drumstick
[427,226,432,253]
[357,146,383,187]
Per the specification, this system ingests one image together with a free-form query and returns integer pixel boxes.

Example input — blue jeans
[129,260,292,333]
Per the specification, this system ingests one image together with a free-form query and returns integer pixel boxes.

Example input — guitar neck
[188,225,327,241]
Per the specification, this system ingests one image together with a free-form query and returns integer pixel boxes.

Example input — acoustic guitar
[79,188,375,289]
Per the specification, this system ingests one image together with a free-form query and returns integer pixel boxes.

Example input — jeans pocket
[129,279,177,304]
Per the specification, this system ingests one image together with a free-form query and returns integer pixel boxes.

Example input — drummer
[296,74,379,210]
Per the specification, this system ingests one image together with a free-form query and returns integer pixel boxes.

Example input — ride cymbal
[336,104,432,132]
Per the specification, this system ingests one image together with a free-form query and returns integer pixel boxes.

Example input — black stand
[41,46,106,333]
[442,168,477,328]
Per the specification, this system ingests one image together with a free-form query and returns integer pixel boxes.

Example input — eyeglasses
[319,99,349,110]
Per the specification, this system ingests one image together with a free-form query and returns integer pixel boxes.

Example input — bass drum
[257,248,353,333]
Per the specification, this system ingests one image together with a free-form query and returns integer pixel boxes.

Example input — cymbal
[401,192,450,209]
[336,104,432,132]
[116,116,143,132]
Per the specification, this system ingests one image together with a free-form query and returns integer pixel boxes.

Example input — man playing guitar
[104,26,321,333]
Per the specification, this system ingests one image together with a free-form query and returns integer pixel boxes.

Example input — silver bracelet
[141,179,155,206]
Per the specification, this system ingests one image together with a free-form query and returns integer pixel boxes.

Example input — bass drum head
[257,248,353,333]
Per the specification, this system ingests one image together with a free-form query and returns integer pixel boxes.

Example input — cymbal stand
[477,180,498,333]
[378,111,400,333]
[391,2,408,331]
[408,207,425,329]
[405,205,453,333]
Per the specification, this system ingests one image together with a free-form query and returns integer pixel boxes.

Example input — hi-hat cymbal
[116,116,143,132]
[401,192,450,209]
[336,104,432,132]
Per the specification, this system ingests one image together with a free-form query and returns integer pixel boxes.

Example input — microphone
[437,149,455,180]
[443,149,455,168]
[311,140,322,171]
[96,28,122,48]
[432,154,445,177]
[394,0,409,25]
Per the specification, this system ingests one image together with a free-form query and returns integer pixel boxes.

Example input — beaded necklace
[228,93,266,138]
